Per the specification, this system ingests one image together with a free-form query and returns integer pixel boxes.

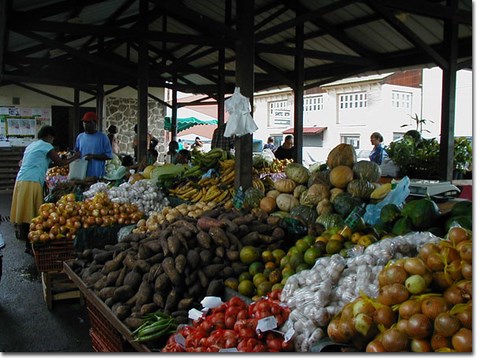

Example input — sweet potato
[248,222,274,234]
[162,257,182,286]
[215,246,225,259]
[175,254,187,274]
[231,262,248,275]
[140,303,158,316]
[171,219,198,234]
[135,280,153,308]
[154,273,169,292]
[222,266,235,278]
[197,269,209,289]
[98,286,116,301]
[137,244,154,260]
[232,213,255,226]
[196,231,211,249]
[122,251,137,270]
[209,226,230,247]
[187,282,202,299]
[164,289,180,314]
[204,264,225,278]
[133,259,151,274]
[123,270,143,289]
[240,231,260,245]
[112,303,131,320]
[186,249,200,269]
[226,250,239,262]
[206,279,224,297]
[102,251,127,274]
[115,266,128,287]
[153,292,165,308]
[93,249,115,264]
[112,285,135,303]
[200,208,221,219]
[123,317,145,331]
[199,249,213,266]
[84,272,104,287]
[167,235,181,256]
[146,252,164,266]
[220,218,239,233]
[197,216,224,231]
[106,269,121,286]
[143,239,163,254]
[177,298,194,311]
[226,232,242,250]
[147,263,163,282]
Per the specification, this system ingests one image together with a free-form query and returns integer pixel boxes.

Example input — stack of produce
[104,154,124,179]
[327,226,472,352]
[162,292,293,352]
[82,179,169,216]
[278,231,439,352]
[191,148,232,169]
[28,192,143,244]
[66,206,288,333]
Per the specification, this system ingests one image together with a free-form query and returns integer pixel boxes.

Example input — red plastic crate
[86,299,124,352]
[32,239,77,273]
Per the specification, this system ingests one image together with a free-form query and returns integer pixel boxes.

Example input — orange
[330,233,344,242]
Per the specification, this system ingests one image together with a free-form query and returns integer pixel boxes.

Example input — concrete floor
[0,191,93,352]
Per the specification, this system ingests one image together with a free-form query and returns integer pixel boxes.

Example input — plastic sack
[224,87,258,137]
[262,148,275,163]
[364,176,410,225]
[67,159,88,180]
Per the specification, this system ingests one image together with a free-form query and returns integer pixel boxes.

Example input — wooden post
[294,10,304,164]
[137,0,149,163]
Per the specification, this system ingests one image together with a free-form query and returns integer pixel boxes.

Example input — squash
[307,169,331,188]
[299,183,330,207]
[276,193,299,212]
[266,189,281,199]
[332,192,362,217]
[326,143,357,169]
[259,196,277,213]
[347,179,376,200]
[244,187,264,209]
[289,205,318,224]
[285,163,310,184]
[316,213,344,229]
[329,187,344,202]
[352,160,382,182]
[274,178,297,193]
[293,185,307,199]
[316,198,333,216]
[329,165,354,188]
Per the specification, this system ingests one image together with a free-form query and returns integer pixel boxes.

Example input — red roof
[283,127,327,135]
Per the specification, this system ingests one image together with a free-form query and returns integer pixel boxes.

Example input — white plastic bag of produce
[67,159,88,180]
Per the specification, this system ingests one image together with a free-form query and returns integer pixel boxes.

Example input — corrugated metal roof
[1,0,472,94]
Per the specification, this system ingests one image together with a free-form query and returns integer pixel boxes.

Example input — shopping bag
[224,87,258,137]
[67,159,88,180]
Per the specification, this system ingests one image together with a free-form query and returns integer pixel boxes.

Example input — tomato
[237,309,249,321]
[199,319,214,333]
[228,296,247,308]
[224,336,238,349]
[225,316,236,329]
[225,306,241,318]
[268,289,282,301]
[266,337,283,352]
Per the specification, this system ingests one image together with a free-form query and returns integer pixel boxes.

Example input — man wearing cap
[74,112,113,178]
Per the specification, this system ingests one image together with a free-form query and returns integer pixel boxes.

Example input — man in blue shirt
[75,112,113,178]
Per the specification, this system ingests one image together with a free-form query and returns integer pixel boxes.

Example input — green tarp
[164,117,217,132]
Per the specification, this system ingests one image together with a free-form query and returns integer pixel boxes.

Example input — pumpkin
[299,183,330,206]
[285,163,310,184]
[259,196,277,213]
[276,193,299,212]
[329,165,354,188]
[244,187,264,209]
[274,178,297,193]
[316,213,344,229]
[330,187,344,203]
[293,185,307,199]
[352,160,382,182]
[332,192,362,216]
[316,198,333,216]
[308,169,331,188]
[326,143,357,169]
[289,205,318,224]
[347,179,376,200]
[266,190,281,199]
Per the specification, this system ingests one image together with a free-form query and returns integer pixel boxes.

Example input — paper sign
[219,348,239,352]
[188,308,204,321]
[256,315,278,332]
[201,296,223,309]
[284,328,295,342]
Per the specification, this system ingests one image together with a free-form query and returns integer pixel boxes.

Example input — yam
[123,270,143,289]
[240,231,260,245]
[204,264,225,278]
[105,269,121,286]
[162,257,182,286]
[146,252,164,266]
[237,224,250,237]
[231,262,248,275]
[232,214,256,226]
[167,235,182,256]
[140,303,158,316]
[113,285,135,303]
[197,270,209,289]
[98,286,116,301]
[177,298,194,311]
[133,259,151,274]
[112,303,131,320]
[206,279,224,297]
[154,273,170,292]
[135,280,153,308]
[147,263,163,283]
[186,249,200,269]
[220,218,239,233]
[196,231,211,249]
[226,250,239,262]
[248,222,274,234]
[174,254,187,274]
[125,293,138,307]
[105,298,115,308]
[199,249,213,266]
[197,216,224,231]
[102,251,127,274]
[209,226,230,247]
[115,266,128,288]
[122,251,137,270]
[153,292,165,308]
[137,244,154,260]
[200,208,221,219]
[187,282,202,299]
[84,272,104,287]
[226,232,242,250]
[271,227,285,241]
[143,240,163,254]
[164,289,180,314]
[93,250,115,264]
[215,246,225,259]
[123,317,145,331]
[171,219,198,234]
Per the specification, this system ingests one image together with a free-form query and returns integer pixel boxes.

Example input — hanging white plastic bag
[68,159,88,180]
[224,87,258,137]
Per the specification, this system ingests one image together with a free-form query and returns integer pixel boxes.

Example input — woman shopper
[10,125,80,254]
[107,125,120,154]
[369,132,386,165]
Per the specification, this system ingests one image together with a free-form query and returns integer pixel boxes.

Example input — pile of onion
[28,192,144,244]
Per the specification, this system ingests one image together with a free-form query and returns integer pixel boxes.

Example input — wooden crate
[41,272,81,310]
[86,298,125,352]
[33,239,76,273]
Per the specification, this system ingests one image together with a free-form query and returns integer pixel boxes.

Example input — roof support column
[73,88,80,147]
[171,76,178,141]
[218,0,231,126]
[96,84,104,129]
[137,0,149,163]
[438,0,459,181]
[234,0,254,190]
[293,9,304,164]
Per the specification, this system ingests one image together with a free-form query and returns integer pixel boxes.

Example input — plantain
[213,189,230,203]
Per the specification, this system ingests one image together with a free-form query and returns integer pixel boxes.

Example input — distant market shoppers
[369,132,386,165]
[107,125,120,154]
[74,112,113,178]
[263,136,276,151]
[274,135,295,160]
[10,125,80,254]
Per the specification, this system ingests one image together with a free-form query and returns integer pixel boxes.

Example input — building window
[340,134,360,149]
[269,100,291,126]
[304,96,324,112]
[392,91,412,110]
[339,92,367,110]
